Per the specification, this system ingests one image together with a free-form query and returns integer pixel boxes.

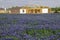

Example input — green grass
[24,29,60,38]
[1,29,60,40]
[0,17,8,20]
[12,19,18,24]
[4,35,19,40]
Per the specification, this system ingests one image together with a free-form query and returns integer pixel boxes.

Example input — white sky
[0,0,60,8]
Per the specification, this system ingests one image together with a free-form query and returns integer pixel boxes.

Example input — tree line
[51,7,60,13]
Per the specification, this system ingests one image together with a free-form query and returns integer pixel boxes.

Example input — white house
[20,9,26,14]
[42,8,48,13]
[19,6,51,14]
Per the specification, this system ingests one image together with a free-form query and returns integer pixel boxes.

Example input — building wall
[7,6,51,14]
[27,8,41,14]
[20,9,27,14]
[0,10,8,13]
[42,8,48,13]
[7,7,20,14]
[20,8,42,14]
[20,7,51,14]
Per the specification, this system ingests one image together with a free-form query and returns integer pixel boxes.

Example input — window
[31,9,33,13]
[35,9,37,13]
[37,9,40,12]
[23,10,24,12]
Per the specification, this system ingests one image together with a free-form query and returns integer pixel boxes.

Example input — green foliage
[4,36,19,40]
[51,7,60,11]
[0,17,7,20]
[24,29,60,38]
[51,7,60,13]
[12,19,17,24]
[25,29,35,36]
[25,21,39,26]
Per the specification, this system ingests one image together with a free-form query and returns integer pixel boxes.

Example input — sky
[0,0,60,8]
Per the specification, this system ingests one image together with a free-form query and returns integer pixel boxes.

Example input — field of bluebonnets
[0,13,60,40]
